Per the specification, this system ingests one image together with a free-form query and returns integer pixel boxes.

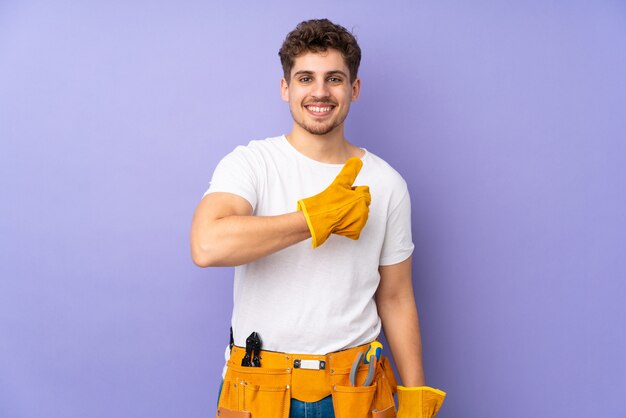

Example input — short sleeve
[202,146,259,209]
[379,188,415,266]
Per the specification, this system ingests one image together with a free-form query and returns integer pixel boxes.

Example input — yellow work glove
[397,386,446,418]
[297,157,371,248]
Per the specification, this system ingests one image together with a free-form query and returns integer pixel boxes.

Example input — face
[281,49,360,136]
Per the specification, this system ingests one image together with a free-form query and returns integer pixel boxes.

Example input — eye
[328,77,343,83]
[299,76,312,83]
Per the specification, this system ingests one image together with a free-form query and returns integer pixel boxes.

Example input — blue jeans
[290,396,335,418]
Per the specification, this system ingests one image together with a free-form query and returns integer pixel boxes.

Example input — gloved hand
[297,157,371,248]
[397,386,446,418]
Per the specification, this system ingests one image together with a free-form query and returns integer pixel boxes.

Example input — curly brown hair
[278,19,361,84]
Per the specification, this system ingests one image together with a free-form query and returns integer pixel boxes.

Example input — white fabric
[205,135,414,354]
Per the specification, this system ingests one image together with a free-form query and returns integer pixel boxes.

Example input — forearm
[378,295,426,387]
[191,211,311,267]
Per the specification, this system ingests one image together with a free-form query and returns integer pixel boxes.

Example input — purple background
[1,1,625,417]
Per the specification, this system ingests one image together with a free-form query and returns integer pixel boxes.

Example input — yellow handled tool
[364,341,382,364]
[350,342,382,386]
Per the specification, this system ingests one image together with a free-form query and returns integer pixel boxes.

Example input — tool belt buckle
[293,359,326,370]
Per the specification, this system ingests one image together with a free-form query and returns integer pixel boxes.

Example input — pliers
[349,342,382,386]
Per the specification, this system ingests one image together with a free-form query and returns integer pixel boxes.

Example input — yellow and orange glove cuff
[296,198,328,248]
[397,386,446,418]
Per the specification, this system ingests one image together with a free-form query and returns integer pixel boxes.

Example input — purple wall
[1,1,625,417]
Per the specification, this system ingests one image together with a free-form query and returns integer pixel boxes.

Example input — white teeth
[308,106,332,113]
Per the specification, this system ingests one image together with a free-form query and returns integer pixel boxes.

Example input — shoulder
[218,135,286,165]
[358,150,410,213]
[227,135,289,161]
[242,135,287,153]
[361,150,408,190]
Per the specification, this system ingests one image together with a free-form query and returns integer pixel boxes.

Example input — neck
[286,124,363,164]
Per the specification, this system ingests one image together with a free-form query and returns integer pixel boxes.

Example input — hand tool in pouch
[364,341,382,364]
[229,327,234,351]
[350,342,382,386]
[241,332,262,367]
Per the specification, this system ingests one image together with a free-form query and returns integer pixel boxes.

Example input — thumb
[332,157,363,188]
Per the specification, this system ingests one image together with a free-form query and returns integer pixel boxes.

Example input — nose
[311,78,330,98]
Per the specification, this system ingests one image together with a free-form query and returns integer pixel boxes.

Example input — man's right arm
[190,192,311,267]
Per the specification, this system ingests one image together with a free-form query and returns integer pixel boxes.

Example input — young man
[191,19,445,418]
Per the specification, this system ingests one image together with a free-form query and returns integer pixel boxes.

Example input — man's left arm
[377,256,447,417]
[375,256,425,386]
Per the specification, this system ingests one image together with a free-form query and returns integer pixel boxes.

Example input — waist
[225,341,382,402]
[228,341,373,371]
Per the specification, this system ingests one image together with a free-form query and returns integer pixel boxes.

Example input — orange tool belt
[217,341,398,418]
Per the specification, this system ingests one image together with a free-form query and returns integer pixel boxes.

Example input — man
[191,19,445,418]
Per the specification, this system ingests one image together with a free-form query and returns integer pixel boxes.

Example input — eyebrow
[293,70,349,78]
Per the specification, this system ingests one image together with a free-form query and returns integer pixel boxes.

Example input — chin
[307,127,335,136]
[298,120,341,136]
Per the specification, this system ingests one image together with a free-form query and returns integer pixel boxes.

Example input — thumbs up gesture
[297,158,372,248]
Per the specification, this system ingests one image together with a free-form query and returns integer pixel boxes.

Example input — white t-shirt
[205,135,414,354]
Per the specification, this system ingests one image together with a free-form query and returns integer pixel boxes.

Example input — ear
[280,78,289,102]
[351,78,361,101]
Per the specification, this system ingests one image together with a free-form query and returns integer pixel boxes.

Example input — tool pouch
[330,356,396,418]
[216,407,250,418]
[217,363,291,418]
[332,383,377,418]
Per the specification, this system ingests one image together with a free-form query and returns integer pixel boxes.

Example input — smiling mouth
[305,104,335,116]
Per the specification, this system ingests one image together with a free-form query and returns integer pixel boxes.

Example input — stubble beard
[290,108,348,136]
